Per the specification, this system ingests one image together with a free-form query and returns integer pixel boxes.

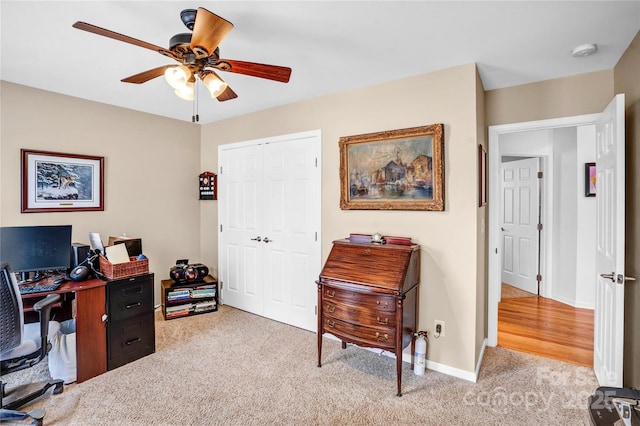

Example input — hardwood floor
[498,290,594,367]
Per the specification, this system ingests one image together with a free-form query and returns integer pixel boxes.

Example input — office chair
[0,263,64,424]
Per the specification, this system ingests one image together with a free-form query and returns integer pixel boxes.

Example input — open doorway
[488,114,599,355]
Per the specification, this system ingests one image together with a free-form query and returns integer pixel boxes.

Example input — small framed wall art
[21,149,104,213]
[199,172,217,200]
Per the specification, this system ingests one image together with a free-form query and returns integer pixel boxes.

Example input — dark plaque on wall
[199,172,217,200]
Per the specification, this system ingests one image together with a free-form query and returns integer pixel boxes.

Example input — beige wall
[201,63,484,373]
[0,82,201,304]
[615,30,640,388]
[485,69,614,126]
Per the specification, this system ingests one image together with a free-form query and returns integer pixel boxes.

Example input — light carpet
[1,305,598,425]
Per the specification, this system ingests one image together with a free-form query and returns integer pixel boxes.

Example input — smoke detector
[572,44,598,57]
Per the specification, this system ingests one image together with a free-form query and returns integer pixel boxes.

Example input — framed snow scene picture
[339,123,444,211]
[21,149,104,213]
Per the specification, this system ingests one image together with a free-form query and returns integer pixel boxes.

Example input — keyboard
[19,283,62,295]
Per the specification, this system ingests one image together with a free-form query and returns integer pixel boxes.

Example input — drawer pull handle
[376,300,388,308]
[326,290,335,298]
[327,320,335,328]
[125,337,141,346]
[327,305,336,313]
[124,286,143,295]
[376,317,388,325]
[125,302,142,310]
[375,332,389,342]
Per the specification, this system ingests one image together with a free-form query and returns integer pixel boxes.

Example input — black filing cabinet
[106,273,155,370]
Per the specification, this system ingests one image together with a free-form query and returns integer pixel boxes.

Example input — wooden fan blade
[190,8,234,58]
[122,66,173,84]
[72,22,174,58]
[216,85,238,102]
[214,60,291,83]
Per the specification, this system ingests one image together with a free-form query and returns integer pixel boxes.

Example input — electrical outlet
[434,320,445,337]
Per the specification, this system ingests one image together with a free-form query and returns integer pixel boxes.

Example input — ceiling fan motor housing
[169,33,191,50]
[180,9,197,30]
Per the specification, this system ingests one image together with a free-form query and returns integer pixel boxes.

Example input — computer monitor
[0,225,72,278]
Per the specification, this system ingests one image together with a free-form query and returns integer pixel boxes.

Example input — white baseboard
[550,294,595,310]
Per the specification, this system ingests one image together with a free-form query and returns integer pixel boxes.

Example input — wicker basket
[99,255,149,280]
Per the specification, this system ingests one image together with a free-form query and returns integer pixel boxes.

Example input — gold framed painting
[339,124,444,211]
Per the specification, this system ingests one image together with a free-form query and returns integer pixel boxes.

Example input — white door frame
[488,113,599,346]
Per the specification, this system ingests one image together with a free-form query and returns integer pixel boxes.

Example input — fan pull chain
[192,82,199,123]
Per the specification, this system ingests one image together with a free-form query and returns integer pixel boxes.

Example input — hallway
[498,284,594,367]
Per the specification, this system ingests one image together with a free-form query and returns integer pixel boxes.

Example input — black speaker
[69,265,90,282]
[71,243,91,268]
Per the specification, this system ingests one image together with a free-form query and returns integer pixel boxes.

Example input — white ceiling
[2,1,639,124]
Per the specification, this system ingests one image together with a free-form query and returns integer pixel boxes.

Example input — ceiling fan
[72,7,291,111]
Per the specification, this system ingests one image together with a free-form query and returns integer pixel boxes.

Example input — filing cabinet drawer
[107,313,155,370]
[107,274,154,322]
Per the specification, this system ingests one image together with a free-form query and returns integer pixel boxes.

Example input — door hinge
[536,274,542,282]
[537,171,543,179]
[315,305,317,315]
[537,223,543,231]
[220,166,223,174]
[220,224,223,232]
[315,231,318,242]
[315,157,318,167]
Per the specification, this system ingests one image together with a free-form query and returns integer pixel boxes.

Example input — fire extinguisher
[414,331,428,376]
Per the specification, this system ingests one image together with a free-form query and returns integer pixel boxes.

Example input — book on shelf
[194,300,216,312]
[193,284,216,290]
[167,289,190,300]
[191,289,216,298]
[166,310,190,319]
[166,303,194,313]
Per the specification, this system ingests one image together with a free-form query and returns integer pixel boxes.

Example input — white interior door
[500,157,540,295]
[262,137,321,331]
[218,130,322,332]
[594,94,625,387]
[218,143,263,313]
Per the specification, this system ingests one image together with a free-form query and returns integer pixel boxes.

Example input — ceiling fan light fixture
[175,80,195,101]
[165,65,192,89]
[202,72,228,98]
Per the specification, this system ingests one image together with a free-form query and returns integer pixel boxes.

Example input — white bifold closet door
[218,130,321,332]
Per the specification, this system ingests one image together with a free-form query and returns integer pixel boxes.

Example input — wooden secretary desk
[316,236,420,396]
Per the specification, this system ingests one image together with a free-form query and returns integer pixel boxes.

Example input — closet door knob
[250,236,262,242]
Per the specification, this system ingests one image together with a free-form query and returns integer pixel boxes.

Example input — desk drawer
[322,285,395,312]
[323,317,395,350]
[107,274,154,322]
[322,302,396,328]
[107,313,155,370]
